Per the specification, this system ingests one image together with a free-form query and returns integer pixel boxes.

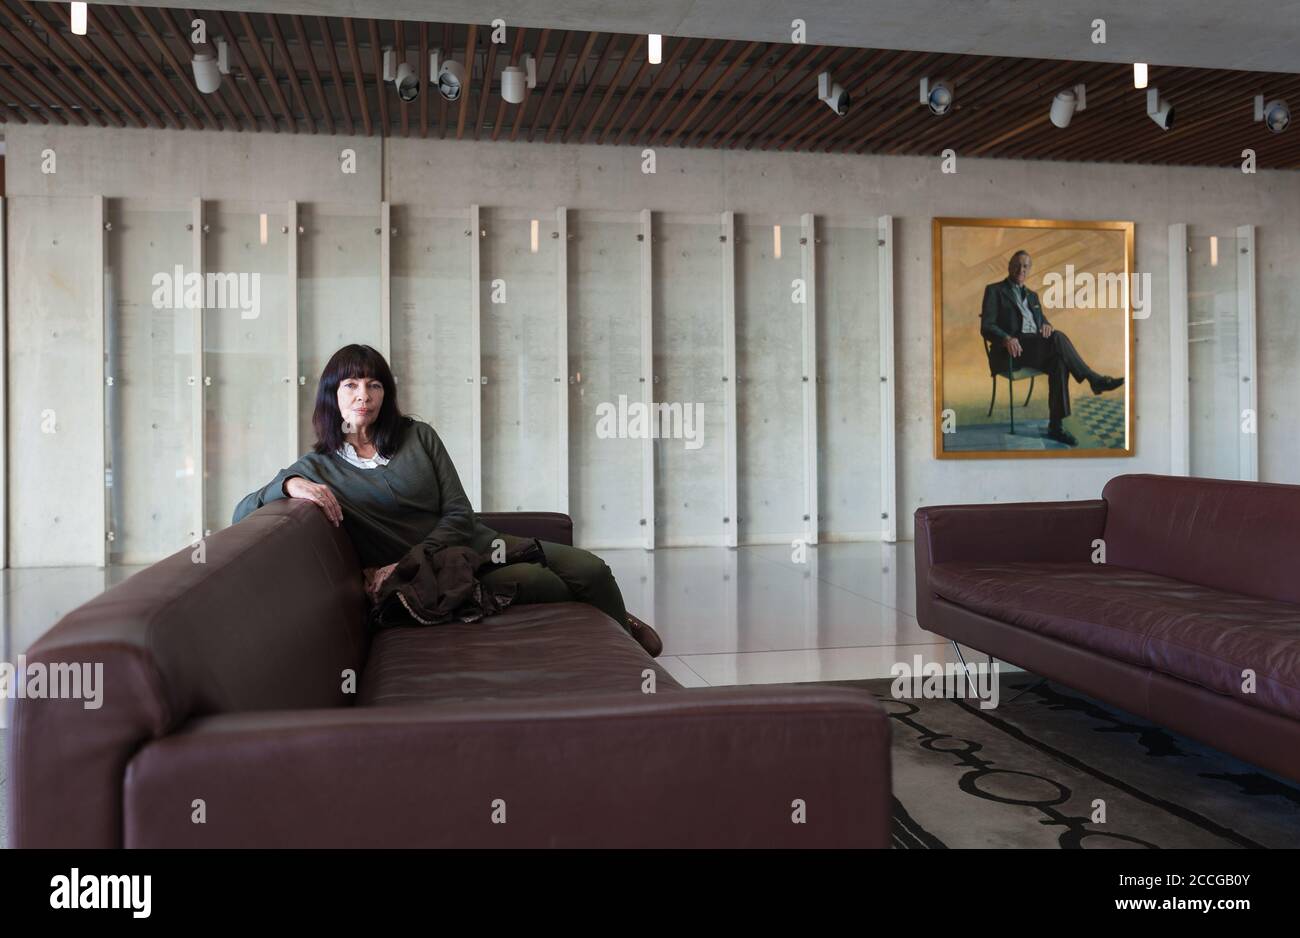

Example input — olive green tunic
[232,417,499,567]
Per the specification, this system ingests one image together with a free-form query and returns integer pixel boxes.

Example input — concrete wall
[5,124,1298,564]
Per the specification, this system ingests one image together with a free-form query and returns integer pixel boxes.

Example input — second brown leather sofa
[915,473,1300,783]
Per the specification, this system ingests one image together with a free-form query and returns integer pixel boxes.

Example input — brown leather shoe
[625,613,663,658]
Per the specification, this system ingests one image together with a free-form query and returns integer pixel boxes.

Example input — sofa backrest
[1102,474,1300,604]
[9,499,368,847]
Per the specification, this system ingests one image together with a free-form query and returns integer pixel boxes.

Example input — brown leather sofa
[915,473,1300,783]
[9,499,891,848]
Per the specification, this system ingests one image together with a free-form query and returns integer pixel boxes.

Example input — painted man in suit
[980,250,1124,446]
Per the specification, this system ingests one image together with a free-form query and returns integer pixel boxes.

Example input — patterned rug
[824,674,1300,848]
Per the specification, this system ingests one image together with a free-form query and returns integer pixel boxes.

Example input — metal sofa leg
[951,641,981,697]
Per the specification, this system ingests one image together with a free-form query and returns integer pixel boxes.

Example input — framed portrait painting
[932,217,1136,459]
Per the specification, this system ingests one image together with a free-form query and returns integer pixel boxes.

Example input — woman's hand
[284,476,343,526]
[363,563,398,602]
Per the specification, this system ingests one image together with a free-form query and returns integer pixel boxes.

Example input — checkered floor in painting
[1073,396,1126,449]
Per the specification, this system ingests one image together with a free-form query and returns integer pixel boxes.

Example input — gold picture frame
[932,216,1136,459]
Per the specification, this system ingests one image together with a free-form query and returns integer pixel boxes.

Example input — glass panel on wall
[736,213,806,543]
[297,204,383,450]
[652,215,728,545]
[816,218,881,538]
[479,207,563,512]
[203,202,290,533]
[390,205,477,500]
[105,199,198,563]
[568,211,646,547]
[7,196,105,566]
[1188,230,1242,480]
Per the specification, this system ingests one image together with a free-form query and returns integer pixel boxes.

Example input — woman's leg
[475,533,659,655]
[477,559,572,607]
[531,539,629,625]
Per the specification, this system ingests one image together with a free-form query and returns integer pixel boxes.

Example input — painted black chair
[983,337,1044,435]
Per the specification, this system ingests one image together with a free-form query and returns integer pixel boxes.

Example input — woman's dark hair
[311,344,412,458]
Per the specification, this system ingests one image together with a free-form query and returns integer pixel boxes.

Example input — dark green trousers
[473,531,629,625]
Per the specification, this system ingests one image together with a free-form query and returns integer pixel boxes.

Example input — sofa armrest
[914,499,1107,629]
[478,511,574,546]
[123,685,891,848]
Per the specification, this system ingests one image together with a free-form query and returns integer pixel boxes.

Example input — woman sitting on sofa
[233,343,662,657]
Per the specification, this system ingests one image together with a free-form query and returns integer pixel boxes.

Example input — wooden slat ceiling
[1,2,1298,168]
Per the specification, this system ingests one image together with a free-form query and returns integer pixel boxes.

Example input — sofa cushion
[928,561,1300,721]
[358,601,681,706]
[1102,474,1300,605]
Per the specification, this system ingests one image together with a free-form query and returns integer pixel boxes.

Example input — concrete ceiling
[93,0,1300,74]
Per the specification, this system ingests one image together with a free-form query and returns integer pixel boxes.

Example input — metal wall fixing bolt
[104,222,113,231]
[281,225,289,234]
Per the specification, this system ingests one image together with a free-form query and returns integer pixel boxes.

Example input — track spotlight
[71,2,87,35]
[1133,63,1148,89]
[501,54,536,105]
[192,42,223,94]
[817,71,849,116]
[430,49,466,102]
[1146,88,1175,130]
[1254,95,1291,133]
[648,34,662,65]
[919,77,954,116]
[1050,84,1087,128]
[394,63,419,102]
[382,48,419,101]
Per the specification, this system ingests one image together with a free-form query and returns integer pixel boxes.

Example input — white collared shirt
[336,441,390,469]
[1011,281,1036,334]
